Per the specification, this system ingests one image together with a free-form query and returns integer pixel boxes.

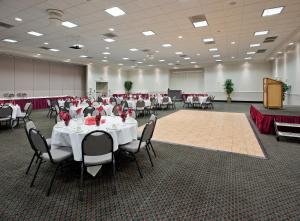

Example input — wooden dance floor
[148,110,265,158]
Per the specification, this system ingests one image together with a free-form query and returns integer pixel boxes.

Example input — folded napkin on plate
[85,116,96,125]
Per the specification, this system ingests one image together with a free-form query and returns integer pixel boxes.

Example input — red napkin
[128,108,133,117]
[87,101,92,107]
[97,106,104,113]
[76,108,82,115]
[95,114,101,126]
[103,99,107,105]
[62,113,71,126]
[85,116,96,125]
[120,111,127,122]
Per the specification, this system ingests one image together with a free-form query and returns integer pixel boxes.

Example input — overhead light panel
[209,48,218,52]
[102,52,110,55]
[61,21,78,28]
[129,48,138,51]
[262,6,284,17]
[104,38,115,43]
[49,48,59,52]
[247,51,256,55]
[216,59,223,62]
[250,43,260,47]
[2,38,18,43]
[244,57,252,60]
[184,57,191,60]
[159,60,165,62]
[203,37,214,43]
[105,7,126,17]
[27,31,43,36]
[142,31,155,36]
[213,54,220,58]
[80,55,88,58]
[122,57,129,60]
[254,30,268,36]
[190,15,208,28]
[175,52,183,55]
[162,43,172,47]
[15,17,22,22]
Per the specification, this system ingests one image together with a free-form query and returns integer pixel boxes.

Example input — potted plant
[124,81,133,94]
[224,79,234,103]
[281,81,291,101]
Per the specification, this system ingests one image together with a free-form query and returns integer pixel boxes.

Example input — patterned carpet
[0,102,300,220]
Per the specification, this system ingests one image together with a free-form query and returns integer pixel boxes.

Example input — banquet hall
[0,0,300,220]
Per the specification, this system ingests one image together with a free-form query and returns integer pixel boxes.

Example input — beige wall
[0,54,86,97]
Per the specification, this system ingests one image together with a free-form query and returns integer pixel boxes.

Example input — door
[96,82,108,97]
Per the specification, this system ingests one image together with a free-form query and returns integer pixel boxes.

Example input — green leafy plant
[281,81,291,101]
[124,81,133,93]
[224,79,234,102]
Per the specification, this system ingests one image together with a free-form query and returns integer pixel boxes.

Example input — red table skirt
[0,96,70,111]
[250,105,300,134]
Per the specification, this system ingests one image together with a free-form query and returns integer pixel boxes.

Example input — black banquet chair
[29,128,73,196]
[119,120,155,178]
[83,106,95,117]
[79,130,116,201]
[0,105,13,129]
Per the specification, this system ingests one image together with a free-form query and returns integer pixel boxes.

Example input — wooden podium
[263,78,283,109]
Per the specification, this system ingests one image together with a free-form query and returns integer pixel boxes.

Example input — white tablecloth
[157,97,172,104]
[69,103,113,117]
[9,104,22,119]
[186,96,208,104]
[127,100,151,109]
[51,116,138,161]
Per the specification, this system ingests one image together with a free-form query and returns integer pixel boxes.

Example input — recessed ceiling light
[44,42,49,45]
[105,7,126,17]
[61,21,78,28]
[105,47,110,50]
[155,50,159,53]
[102,60,108,62]
[254,30,268,36]
[247,51,256,55]
[104,38,115,43]
[34,54,41,57]
[137,61,143,64]
[213,54,220,58]
[190,61,197,64]
[49,48,60,52]
[193,20,208,28]
[104,56,107,59]
[80,55,88,58]
[216,59,223,62]
[175,52,183,55]
[277,51,283,54]
[142,31,155,36]
[176,60,180,63]
[159,60,165,62]
[15,17,22,22]
[231,56,235,59]
[203,37,214,43]
[209,48,218,52]
[244,57,252,60]
[178,35,183,39]
[262,6,284,17]
[231,41,236,45]
[190,15,208,28]
[184,57,191,60]
[109,28,115,32]
[71,44,84,49]
[129,48,138,51]
[162,43,172,47]
[2,38,18,43]
[250,43,260,47]
[168,63,174,66]
[148,64,153,67]
[122,57,129,60]
[270,57,274,60]
[196,53,200,56]
[102,52,110,55]
[118,63,123,66]
[288,42,294,46]
[64,59,71,62]
[27,31,43,36]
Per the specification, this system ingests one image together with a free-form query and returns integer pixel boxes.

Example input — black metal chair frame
[83,106,95,117]
[0,105,14,129]
[79,130,115,201]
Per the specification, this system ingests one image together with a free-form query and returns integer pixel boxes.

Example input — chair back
[162,96,169,103]
[25,103,33,118]
[97,97,103,103]
[136,100,145,108]
[0,105,13,118]
[81,130,114,164]
[112,105,121,116]
[83,106,95,117]
[29,129,52,161]
[192,96,199,102]
[46,99,51,107]
[140,120,155,143]
[24,121,38,151]
[130,110,136,119]
[24,102,31,111]
[64,101,71,109]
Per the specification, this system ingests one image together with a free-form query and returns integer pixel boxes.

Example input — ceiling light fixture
[244,57,252,60]
[184,57,191,60]
[61,21,78,28]
[247,51,256,55]
[129,48,138,51]
[262,6,284,17]
[288,42,294,46]
[190,15,208,28]
[105,7,126,17]
[15,17,22,22]
[142,31,155,36]
[122,57,129,60]
[102,52,110,55]
[162,44,172,47]
[203,37,214,43]
[2,38,18,43]
[109,28,115,32]
[44,42,49,45]
[216,59,223,62]
[159,60,165,62]
[209,48,218,52]
[102,60,108,62]
[64,59,71,62]
[104,38,115,43]
[80,55,88,58]
[175,52,183,55]
[231,41,236,45]
[213,54,220,57]
[49,48,60,52]
[231,56,235,59]
[118,63,123,66]
[178,36,183,39]
[254,30,268,36]
[27,31,43,36]
[250,43,260,47]
[196,53,200,56]
[190,61,197,64]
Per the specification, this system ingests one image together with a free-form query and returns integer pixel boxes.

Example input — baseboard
[214,100,263,103]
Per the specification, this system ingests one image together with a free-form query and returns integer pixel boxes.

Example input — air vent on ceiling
[130,59,137,62]
[263,36,277,43]
[0,22,14,29]
[39,46,51,50]
[256,49,267,53]
[179,54,187,57]
[204,41,215,45]
[141,49,150,52]
[69,44,83,49]
[103,32,118,38]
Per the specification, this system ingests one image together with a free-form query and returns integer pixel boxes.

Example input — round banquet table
[8,104,22,119]
[69,103,113,117]
[186,96,208,104]
[51,116,138,161]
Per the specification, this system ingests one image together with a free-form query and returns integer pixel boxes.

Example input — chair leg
[112,158,117,195]
[145,145,154,167]
[30,158,42,187]
[149,142,157,158]
[79,162,84,201]
[47,164,60,196]
[26,153,36,175]
[132,154,143,178]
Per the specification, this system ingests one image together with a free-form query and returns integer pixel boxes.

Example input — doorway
[96,82,108,97]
